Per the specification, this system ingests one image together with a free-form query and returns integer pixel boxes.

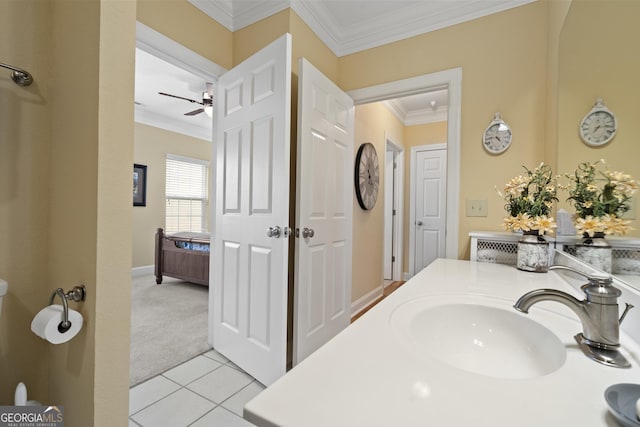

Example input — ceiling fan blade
[158,92,204,105]
[184,108,204,116]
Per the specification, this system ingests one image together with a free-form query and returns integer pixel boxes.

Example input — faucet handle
[548,265,612,285]
[549,265,620,303]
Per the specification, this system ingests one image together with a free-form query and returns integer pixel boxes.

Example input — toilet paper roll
[31,304,83,344]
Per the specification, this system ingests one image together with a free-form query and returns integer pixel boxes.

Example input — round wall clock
[482,112,512,154]
[579,98,617,146]
[354,143,380,210]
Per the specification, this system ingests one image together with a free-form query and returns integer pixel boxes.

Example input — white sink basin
[390,296,567,379]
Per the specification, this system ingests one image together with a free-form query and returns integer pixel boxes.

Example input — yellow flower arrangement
[565,159,637,236]
[497,163,559,235]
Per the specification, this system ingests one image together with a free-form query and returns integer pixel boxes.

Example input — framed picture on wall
[133,164,147,207]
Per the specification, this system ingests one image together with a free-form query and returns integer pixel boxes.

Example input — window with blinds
[165,154,209,234]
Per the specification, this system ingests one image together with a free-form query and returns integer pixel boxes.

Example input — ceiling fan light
[204,105,213,117]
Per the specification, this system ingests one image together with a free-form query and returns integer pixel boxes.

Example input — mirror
[556,0,640,288]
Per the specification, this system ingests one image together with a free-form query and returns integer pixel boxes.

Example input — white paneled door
[414,147,447,273]
[211,34,292,386]
[294,58,354,365]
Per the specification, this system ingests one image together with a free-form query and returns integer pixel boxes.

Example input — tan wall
[352,103,404,300]
[402,122,448,273]
[557,0,640,236]
[48,2,102,422]
[49,0,136,424]
[288,11,339,81]
[339,1,549,259]
[233,9,290,67]
[0,0,52,407]
[0,2,134,423]
[132,124,211,268]
[137,0,233,70]
[91,2,136,423]
[2,0,134,423]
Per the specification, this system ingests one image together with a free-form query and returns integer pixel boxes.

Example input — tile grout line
[130,382,223,426]
[216,379,263,415]
[129,362,223,419]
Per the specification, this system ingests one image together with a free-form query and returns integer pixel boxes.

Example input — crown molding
[188,0,234,31]
[383,100,447,126]
[233,0,290,30]
[293,0,535,57]
[191,0,535,56]
[405,107,448,126]
[189,0,289,32]
[290,1,342,53]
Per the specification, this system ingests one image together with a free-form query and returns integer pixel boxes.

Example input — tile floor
[129,280,406,426]
[129,349,264,427]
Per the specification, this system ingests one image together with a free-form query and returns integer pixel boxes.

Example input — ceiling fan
[158,82,213,116]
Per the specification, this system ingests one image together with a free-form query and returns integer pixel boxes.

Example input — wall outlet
[466,199,488,217]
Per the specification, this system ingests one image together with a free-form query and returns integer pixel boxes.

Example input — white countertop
[244,259,640,426]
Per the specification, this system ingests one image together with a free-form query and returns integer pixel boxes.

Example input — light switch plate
[466,199,488,217]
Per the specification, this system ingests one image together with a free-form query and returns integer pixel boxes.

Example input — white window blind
[165,154,209,233]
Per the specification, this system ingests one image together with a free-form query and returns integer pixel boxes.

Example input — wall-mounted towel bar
[0,62,33,86]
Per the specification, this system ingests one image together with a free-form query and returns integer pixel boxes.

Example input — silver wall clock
[579,98,617,146]
[482,112,512,154]
[354,142,380,210]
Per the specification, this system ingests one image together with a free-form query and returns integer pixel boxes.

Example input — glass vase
[517,230,550,273]
[575,232,612,273]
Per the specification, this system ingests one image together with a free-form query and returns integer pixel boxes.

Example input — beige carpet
[130,275,211,386]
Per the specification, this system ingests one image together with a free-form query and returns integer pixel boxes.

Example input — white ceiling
[134,48,214,140]
[135,0,535,139]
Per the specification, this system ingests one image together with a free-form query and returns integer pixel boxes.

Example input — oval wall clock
[354,142,380,210]
[579,98,617,146]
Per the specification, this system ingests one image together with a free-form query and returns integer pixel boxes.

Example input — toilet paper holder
[49,285,86,333]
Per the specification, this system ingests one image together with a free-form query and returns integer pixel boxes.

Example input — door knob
[417,221,423,226]
[267,226,282,238]
[302,227,315,238]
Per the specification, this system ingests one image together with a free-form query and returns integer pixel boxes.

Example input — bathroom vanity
[244,258,640,426]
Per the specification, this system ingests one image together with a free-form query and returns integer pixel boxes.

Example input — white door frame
[136,22,226,80]
[348,67,461,279]
[384,136,404,282]
[409,143,447,277]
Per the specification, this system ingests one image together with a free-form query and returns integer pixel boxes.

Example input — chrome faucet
[513,265,634,368]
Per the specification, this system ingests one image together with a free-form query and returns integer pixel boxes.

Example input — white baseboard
[132,265,154,277]
[351,286,384,319]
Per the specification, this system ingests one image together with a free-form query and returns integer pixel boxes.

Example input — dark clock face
[355,143,379,210]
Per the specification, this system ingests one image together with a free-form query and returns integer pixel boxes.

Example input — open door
[293,58,354,364]
[210,34,291,386]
